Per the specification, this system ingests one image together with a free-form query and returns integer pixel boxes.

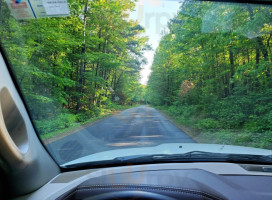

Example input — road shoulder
[155,107,199,143]
[43,109,127,145]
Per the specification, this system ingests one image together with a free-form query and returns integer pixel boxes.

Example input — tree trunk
[229,48,235,92]
[76,0,89,111]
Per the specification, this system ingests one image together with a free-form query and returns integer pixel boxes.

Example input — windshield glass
[1,0,272,167]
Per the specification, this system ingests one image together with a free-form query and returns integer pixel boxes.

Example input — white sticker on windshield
[6,0,70,19]
[42,0,70,15]
[6,0,35,19]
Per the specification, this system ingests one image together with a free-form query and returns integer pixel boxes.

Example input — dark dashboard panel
[57,169,272,200]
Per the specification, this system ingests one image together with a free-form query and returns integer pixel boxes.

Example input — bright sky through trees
[130,0,180,85]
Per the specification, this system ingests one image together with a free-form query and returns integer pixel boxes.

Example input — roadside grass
[40,104,138,140]
[40,113,110,140]
[155,106,272,150]
[195,130,272,150]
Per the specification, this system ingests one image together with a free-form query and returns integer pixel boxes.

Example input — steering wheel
[84,191,177,200]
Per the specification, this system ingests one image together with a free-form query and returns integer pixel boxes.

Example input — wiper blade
[63,151,272,169]
[114,151,272,163]
[62,154,154,169]
[152,151,272,163]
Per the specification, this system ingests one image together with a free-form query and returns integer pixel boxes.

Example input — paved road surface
[47,105,195,164]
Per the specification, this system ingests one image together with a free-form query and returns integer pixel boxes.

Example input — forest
[1,0,272,148]
[0,0,147,137]
[147,1,272,148]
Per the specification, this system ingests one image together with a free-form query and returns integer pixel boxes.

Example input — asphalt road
[47,105,195,165]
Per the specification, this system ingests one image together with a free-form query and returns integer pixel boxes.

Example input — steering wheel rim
[84,191,177,200]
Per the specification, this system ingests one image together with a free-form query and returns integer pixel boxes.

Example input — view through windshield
[0,0,272,166]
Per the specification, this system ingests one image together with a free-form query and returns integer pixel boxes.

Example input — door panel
[0,52,60,197]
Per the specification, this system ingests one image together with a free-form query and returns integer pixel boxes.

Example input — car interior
[1,0,272,199]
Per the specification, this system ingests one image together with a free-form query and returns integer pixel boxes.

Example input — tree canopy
[147,1,272,144]
[0,0,148,134]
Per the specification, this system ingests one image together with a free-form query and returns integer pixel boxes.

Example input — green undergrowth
[39,104,137,140]
[156,105,272,150]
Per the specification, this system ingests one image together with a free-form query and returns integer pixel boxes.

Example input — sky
[130,0,181,85]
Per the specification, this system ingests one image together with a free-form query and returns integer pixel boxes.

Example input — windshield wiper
[112,151,272,164]
[152,151,272,162]
[63,151,272,169]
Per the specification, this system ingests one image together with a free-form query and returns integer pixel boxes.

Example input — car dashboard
[16,162,272,200]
